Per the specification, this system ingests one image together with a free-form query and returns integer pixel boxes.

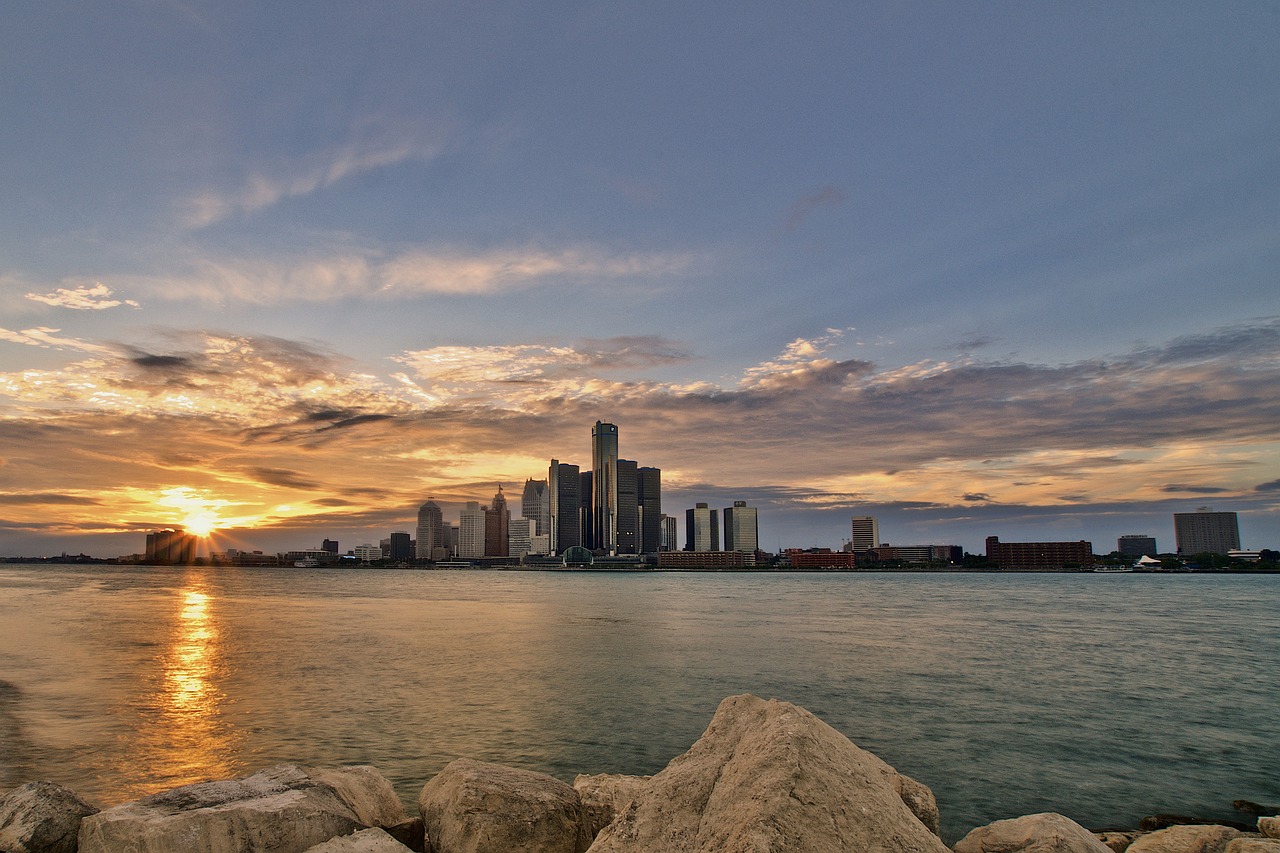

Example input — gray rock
[1097,830,1147,853]
[572,774,650,841]
[418,758,592,853]
[303,827,414,852]
[953,813,1113,853]
[77,763,407,853]
[0,781,98,853]
[1260,818,1280,840]
[586,693,950,853]
[1127,825,1243,853]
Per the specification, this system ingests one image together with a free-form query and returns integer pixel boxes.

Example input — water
[0,565,1276,842]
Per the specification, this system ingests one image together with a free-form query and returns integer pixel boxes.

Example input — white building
[723,500,759,553]
[851,516,879,551]
[458,501,486,558]
[352,543,381,561]
[508,517,534,557]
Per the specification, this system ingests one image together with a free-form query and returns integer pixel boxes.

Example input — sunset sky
[2,3,1278,558]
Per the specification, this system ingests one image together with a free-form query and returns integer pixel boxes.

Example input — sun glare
[157,487,225,537]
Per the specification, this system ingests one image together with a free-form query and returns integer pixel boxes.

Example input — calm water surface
[0,565,1276,842]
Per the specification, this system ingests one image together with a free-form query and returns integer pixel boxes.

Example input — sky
[1,2,1278,558]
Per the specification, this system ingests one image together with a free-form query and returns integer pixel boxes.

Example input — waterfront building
[723,501,759,553]
[528,532,550,556]
[685,503,720,552]
[1117,534,1158,559]
[658,550,750,569]
[416,500,446,561]
[485,486,510,557]
[1174,508,1240,555]
[985,537,1094,570]
[458,502,486,558]
[660,514,678,551]
[638,467,662,554]
[547,460,582,554]
[352,543,381,561]
[592,421,619,553]
[850,516,879,551]
[785,548,859,569]
[520,479,550,547]
[616,459,639,554]
[388,531,413,561]
[322,539,339,555]
[145,528,197,564]
[508,516,533,557]
[869,545,960,563]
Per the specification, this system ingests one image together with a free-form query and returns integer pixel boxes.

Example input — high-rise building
[458,502,486,558]
[416,499,445,561]
[322,539,339,555]
[638,467,662,554]
[548,460,581,554]
[723,500,759,553]
[1174,508,1240,555]
[485,486,509,557]
[580,469,594,550]
[661,514,677,551]
[850,516,879,551]
[685,503,720,552]
[616,459,639,554]
[1117,534,1158,559]
[388,531,413,561]
[521,479,549,548]
[508,517,534,557]
[145,528,196,564]
[592,421,619,553]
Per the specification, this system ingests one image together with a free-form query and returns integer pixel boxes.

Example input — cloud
[0,327,115,354]
[961,493,994,503]
[182,132,446,227]
[24,283,140,310]
[0,493,102,506]
[1160,484,1230,494]
[783,186,847,232]
[1254,480,1280,493]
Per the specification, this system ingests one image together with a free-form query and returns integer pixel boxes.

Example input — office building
[1117,534,1158,559]
[723,500,759,553]
[548,460,581,554]
[850,516,879,551]
[686,503,720,552]
[1174,508,1240,555]
[661,514,677,551]
[458,502,486,558]
[638,467,662,554]
[508,517,534,557]
[322,539,339,555]
[416,499,445,562]
[616,459,639,554]
[388,531,413,561]
[521,479,549,547]
[485,486,509,557]
[352,543,382,561]
[145,529,197,564]
[592,421,619,553]
[985,537,1094,569]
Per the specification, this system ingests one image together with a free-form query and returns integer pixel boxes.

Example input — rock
[1260,818,1280,840]
[586,693,950,853]
[0,780,99,853]
[303,827,414,852]
[573,774,651,841]
[1127,824,1243,853]
[78,763,407,853]
[381,817,425,852]
[953,812,1113,853]
[895,772,942,837]
[418,758,592,853]
[1142,817,1254,833]
[1097,830,1147,853]
[1227,842,1280,853]
[1234,804,1280,819]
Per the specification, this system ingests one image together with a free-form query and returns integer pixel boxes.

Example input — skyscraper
[1117,534,1158,559]
[508,517,533,557]
[686,503,720,552]
[723,500,759,553]
[520,478,549,541]
[637,466,662,554]
[592,421,619,553]
[661,514,677,552]
[416,499,445,561]
[485,485,509,557]
[458,502,485,558]
[388,531,413,561]
[851,516,879,551]
[548,460,581,554]
[616,459,638,554]
[1174,508,1240,555]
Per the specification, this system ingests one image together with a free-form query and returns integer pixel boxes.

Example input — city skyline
[1,5,1278,558]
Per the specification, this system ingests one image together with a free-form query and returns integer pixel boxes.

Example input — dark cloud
[322,413,397,431]
[246,467,317,490]
[954,336,996,352]
[130,354,193,370]
[961,493,993,503]
[1255,480,1280,493]
[1132,317,1280,366]
[1160,484,1230,494]
[0,493,102,506]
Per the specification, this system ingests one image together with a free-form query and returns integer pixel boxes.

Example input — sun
[182,512,219,538]
[156,487,225,538]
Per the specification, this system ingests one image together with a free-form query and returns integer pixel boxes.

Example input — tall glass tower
[592,421,619,553]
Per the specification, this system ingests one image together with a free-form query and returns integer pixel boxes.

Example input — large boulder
[1260,818,1280,840]
[418,758,592,853]
[953,813,1113,853]
[1097,830,1147,853]
[303,827,414,852]
[1225,841,1280,853]
[0,780,98,853]
[1127,825,1243,853]
[77,764,407,853]
[573,774,650,840]
[586,693,949,853]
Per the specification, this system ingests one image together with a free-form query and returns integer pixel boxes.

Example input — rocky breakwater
[1,693,1276,853]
